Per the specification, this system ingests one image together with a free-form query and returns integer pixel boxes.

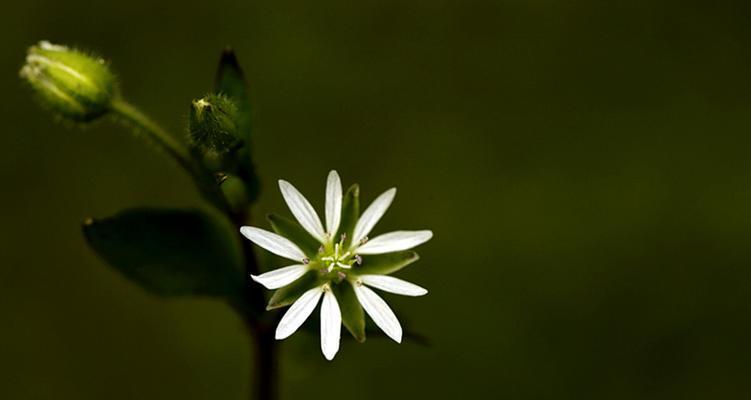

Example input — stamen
[302,258,310,264]
[339,232,347,243]
[355,254,362,265]
[336,271,346,282]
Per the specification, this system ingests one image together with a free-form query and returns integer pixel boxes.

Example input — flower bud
[189,94,242,155]
[19,41,117,122]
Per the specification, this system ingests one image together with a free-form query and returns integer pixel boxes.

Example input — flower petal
[251,264,308,290]
[275,286,323,340]
[359,275,428,297]
[240,226,307,262]
[325,170,343,237]
[351,188,396,247]
[278,180,326,243]
[356,230,433,255]
[354,283,402,343]
[320,288,342,360]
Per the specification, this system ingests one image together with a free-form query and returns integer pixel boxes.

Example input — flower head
[240,170,432,360]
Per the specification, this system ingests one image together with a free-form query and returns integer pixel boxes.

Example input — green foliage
[266,270,320,310]
[267,213,321,257]
[20,41,117,122]
[337,184,360,248]
[354,251,420,275]
[214,49,259,203]
[82,207,244,297]
[215,49,251,141]
[332,280,366,342]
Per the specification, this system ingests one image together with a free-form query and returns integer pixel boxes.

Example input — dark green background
[3,0,751,398]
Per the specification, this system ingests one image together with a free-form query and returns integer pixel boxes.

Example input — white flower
[240,170,432,360]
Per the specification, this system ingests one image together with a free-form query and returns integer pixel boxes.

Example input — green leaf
[354,251,420,275]
[214,48,259,203]
[82,207,243,297]
[332,280,366,342]
[336,184,360,248]
[267,270,320,310]
[215,48,251,140]
[267,213,320,257]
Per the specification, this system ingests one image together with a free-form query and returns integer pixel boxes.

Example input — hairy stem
[111,99,193,170]
[111,98,231,213]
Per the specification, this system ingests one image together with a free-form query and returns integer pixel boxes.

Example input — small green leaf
[337,184,360,248]
[214,48,259,203]
[82,207,243,297]
[214,48,251,140]
[267,213,320,257]
[354,251,420,275]
[267,270,320,310]
[332,280,366,342]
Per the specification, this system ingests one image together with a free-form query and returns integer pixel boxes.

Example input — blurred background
[3,0,751,398]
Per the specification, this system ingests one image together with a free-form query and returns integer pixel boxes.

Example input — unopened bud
[189,94,242,155]
[20,41,117,122]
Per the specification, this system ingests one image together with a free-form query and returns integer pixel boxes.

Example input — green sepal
[214,48,259,202]
[267,213,321,257]
[354,251,420,275]
[266,270,320,310]
[332,280,366,342]
[82,207,243,297]
[336,184,360,248]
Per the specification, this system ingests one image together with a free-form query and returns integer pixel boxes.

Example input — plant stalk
[111,99,278,400]
[233,211,279,400]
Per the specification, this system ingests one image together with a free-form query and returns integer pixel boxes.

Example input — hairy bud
[20,41,117,122]
[189,94,242,155]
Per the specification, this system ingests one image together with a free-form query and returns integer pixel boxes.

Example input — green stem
[111,98,193,171]
[111,98,230,213]
[113,98,276,399]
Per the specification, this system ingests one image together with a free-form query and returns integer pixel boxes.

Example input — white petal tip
[391,330,403,343]
[323,350,338,360]
[274,329,288,340]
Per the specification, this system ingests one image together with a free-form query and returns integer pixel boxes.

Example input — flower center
[319,234,363,273]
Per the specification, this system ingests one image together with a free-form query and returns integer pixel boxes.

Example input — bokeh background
[3,0,751,398]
